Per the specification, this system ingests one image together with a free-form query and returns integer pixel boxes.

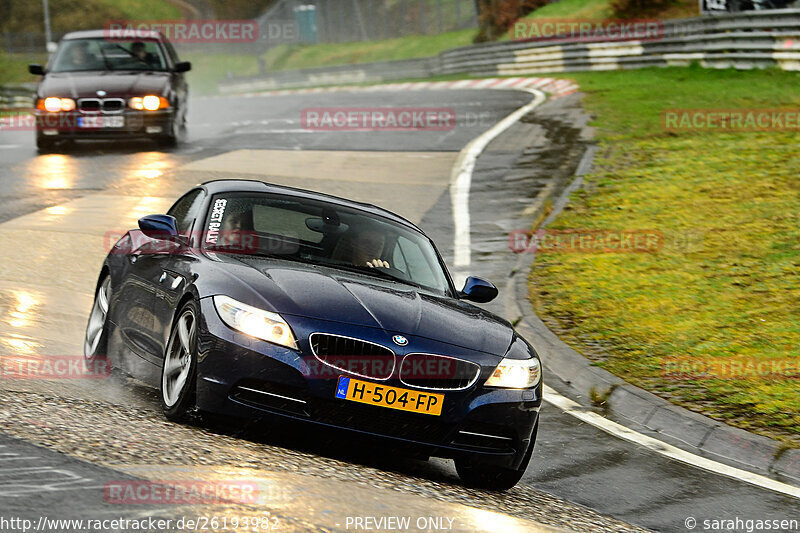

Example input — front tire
[157,112,185,148]
[160,300,199,421]
[36,135,56,153]
[84,275,111,361]
[455,421,538,491]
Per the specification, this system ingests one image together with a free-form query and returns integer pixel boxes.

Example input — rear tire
[160,300,199,422]
[455,421,538,491]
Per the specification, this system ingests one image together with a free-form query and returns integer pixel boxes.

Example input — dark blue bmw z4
[84,179,543,490]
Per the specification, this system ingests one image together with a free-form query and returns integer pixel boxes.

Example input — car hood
[37,71,170,99]
[206,255,514,357]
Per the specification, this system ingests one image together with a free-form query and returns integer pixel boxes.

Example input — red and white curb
[211,77,580,100]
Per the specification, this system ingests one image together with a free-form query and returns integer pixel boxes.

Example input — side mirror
[459,276,498,303]
[138,214,179,240]
[174,61,191,73]
[28,64,45,75]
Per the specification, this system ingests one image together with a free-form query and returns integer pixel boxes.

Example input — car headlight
[485,357,542,389]
[129,95,169,111]
[213,295,297,350]
[38,97,76,112]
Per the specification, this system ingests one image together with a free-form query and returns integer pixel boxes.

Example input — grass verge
[0,53,46,86]
[527,67,800,444]
[101,0,181,20]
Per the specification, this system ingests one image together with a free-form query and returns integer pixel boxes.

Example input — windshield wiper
[112,44,151,66]
[97,46,112,70]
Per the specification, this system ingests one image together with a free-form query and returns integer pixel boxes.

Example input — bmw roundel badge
[392,335,408,346]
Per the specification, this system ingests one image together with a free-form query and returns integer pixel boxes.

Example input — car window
[392,243,408,273]
[393,236,440,289]
[252,204,323,243]
[202,193,452,295]
[163,40,180,66]
[167,189,206,236]
[50,38,167,72]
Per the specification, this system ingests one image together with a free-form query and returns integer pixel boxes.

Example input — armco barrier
[219,56,440,94]
[0,84,35,109]
[219,9,800,93]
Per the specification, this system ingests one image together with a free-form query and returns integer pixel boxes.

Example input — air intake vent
[399,354,480,390]
[309,333,395,380]
[230,380,309,417]
[102,98,125,113]
[78,98,101,112]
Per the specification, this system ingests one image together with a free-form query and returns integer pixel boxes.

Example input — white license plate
[78,116,124,128]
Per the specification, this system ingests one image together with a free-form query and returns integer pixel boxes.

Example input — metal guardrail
[0,85,35,109]
[220,56,441,93]
[218,9,800,93]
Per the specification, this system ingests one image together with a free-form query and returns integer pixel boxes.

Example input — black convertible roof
[200,179,422,233]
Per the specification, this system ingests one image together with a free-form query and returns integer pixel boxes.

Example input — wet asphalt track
[0,89,798,533]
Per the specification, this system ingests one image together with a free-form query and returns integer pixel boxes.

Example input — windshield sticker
[206,199,227,244]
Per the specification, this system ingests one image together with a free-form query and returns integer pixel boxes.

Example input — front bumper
[194,298,542,469]
[34,109,174,140]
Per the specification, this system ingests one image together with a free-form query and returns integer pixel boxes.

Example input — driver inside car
[67,41,102,70]
[336,227,390,269]
[217,208,251,250]
[130,41,157,65]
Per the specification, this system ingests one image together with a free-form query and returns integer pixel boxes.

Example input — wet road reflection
[33,154,77,190]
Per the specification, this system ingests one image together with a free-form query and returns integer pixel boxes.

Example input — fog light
[146,126,163,134]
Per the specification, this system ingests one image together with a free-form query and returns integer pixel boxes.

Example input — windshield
[50,38,167,72]
[202,193,453,295]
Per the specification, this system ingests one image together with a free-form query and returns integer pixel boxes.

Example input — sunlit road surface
[0,89,796,533]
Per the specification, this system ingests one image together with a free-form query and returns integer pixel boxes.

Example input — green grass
[0,53,46,85]
[527,67,800,443]
[518,0,698,20]
[522,0,617,19]
[1,0,182,35]
[183,53,262,95]
[262,29,476,71]
[101,0,181,20]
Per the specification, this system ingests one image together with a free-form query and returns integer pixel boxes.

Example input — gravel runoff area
[0,381,649,533]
